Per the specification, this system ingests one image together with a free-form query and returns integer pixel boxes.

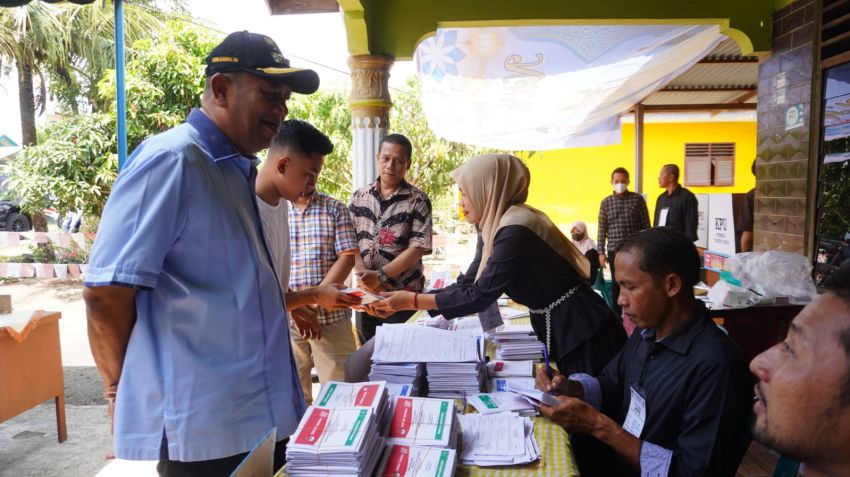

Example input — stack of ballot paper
[285,406,385,476]
[386,397,459,449]
[486,360,533,378]
[506,381,563,408]
[375,444,457,477]
[489,377,537,393]
[369,362,426,397]
[386,382,415,400]
[314,381,390,424]
[488,324,546,360]
[467,392,536,417]
[457,413,540,467]
[426,361,486,399]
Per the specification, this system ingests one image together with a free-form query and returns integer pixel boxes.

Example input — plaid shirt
[289,193,359,325]
[348,179,432,292]
[597,191,651,254]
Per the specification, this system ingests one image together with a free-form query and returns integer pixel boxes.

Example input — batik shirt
[348,179,432,292]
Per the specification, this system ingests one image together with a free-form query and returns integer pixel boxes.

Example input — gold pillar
[348,54,394,190]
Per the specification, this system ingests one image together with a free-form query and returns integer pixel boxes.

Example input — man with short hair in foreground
[750,262,850,477]
[536,227,752,477]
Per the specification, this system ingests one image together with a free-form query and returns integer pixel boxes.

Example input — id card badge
[478,300,504,332]
[622,385,647,438]
[658,208,669,227]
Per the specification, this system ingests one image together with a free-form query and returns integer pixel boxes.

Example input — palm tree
[0,2,66,147]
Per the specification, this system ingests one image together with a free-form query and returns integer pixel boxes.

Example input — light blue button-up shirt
[85,108,306,462]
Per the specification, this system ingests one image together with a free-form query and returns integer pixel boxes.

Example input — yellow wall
[524,121,757,240]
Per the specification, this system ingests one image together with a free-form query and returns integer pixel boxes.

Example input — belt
[528,284,582,354]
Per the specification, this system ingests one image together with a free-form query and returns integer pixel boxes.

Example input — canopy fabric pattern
[415,24,724,150]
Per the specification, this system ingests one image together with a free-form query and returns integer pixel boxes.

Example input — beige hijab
[451,154,590,281]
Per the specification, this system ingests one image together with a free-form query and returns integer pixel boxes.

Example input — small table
[0,311,67,442]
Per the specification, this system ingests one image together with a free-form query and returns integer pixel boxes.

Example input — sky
[0,0,416,146]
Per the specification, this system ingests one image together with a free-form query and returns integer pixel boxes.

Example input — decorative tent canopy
[414,24,727,150]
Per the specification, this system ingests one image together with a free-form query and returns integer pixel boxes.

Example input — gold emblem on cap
[271,52,286,63]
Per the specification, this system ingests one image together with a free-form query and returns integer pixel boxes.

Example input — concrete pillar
[348,55,394,190]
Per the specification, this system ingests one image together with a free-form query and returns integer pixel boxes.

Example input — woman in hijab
[367,154,625,375]
[569,221,597,254]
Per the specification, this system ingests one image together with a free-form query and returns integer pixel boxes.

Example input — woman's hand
[356,270,382,294]
[365,291,415,318]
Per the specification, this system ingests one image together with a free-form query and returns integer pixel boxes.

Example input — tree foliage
[98,20,221,151]
[2,20,217,219]
[3,113,117,218]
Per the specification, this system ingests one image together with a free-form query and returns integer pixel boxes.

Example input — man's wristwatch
[378,268,390,284]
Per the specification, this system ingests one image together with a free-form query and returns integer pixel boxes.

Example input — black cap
[205,31,319,94]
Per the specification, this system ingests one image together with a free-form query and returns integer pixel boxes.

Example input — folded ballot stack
[457,413,540,467]
[426,361,486,399]
[386,396,459,449]
[488,324,546,360]
[285,406,385,476]
[369,362,426,397]
[313,381,391,425]
[376,444,457,477]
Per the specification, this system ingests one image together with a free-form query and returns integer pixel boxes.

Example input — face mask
[613,183,628,194]
[571,233,585,241]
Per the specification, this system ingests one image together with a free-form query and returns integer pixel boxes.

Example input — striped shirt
[289,193,359,325]
[348,180,432,292]
[597,191,651,254]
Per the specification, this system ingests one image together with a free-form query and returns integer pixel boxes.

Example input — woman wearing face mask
[569,221,597,254]
[367,154,626,376]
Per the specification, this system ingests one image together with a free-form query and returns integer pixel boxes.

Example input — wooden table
[708,303,805,363]
[0,311,67,442]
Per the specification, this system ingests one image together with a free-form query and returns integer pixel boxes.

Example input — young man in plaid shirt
[288,186,360,403]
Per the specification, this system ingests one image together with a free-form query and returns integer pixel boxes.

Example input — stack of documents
[386,397,459,449]
[457,413,540,467]
[488,324,545,360]
[499,306,530,320]
[372,324,485,399]
[375,444,457,477]
[426,361,486,399]
[386,382,416,400]
[467,392,536,417]
[285,406,384,476]
[369,362,426,397]
[486,360,533,378]
[314,381,390,424]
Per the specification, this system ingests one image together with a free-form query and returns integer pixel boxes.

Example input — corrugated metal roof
[644,39,759,106]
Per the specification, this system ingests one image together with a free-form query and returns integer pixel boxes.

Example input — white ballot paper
[315,381,387,410]
[506,382,563,408]
[386,397,457,448]
[458,413,540,466]
[376,444,457,477]
[373,324,482,363]
[468,392,536,416]
[486,360,533,378]
[490,377,537,393]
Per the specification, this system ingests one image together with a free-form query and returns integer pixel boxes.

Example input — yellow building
[524,119,757,240]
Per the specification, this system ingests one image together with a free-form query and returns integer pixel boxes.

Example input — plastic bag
[724,251,817,303]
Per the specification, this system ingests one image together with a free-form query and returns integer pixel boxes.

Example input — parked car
[0,200,32,232]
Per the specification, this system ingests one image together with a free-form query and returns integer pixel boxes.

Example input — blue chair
[772,456,800,477]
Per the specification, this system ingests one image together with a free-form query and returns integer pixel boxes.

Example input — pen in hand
[542,346,557,395]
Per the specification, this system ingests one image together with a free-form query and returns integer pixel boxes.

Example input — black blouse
[434,225,588,317]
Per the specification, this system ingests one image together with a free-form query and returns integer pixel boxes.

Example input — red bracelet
[413,293,419,308]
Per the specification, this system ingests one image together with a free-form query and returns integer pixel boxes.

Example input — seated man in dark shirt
[536,227,752,477]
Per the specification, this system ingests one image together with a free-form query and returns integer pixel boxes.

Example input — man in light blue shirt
[84,31,320,475]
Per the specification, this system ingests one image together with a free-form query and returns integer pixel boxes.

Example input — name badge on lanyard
[623,385,647,438]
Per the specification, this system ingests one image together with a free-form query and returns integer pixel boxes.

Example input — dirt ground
[0,278,156,477]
